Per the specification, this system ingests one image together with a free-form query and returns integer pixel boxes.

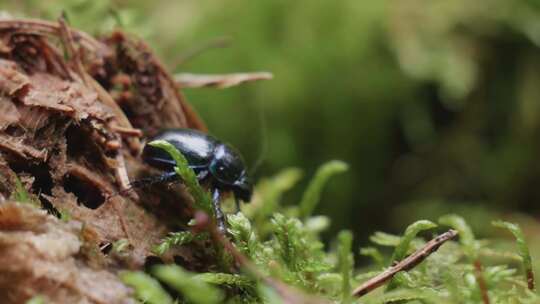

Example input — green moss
[153,231,206,256]
[337,230,353,304]
[153,265,224,304]
[392,220,437,261]
[25,296,46,304]
[148,140,214,215]
[130,143,538,302]
[298,160,348,219]
[10,176,40,207]
[120,271,173,304]
[493,221,535,290]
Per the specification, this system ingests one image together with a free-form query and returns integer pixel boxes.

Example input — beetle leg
[195,170,209,181]
[106,171,179,200]
[235,197,241,213]
[129,171,178,189]
[158,171,179,183]
[212,187,227,234]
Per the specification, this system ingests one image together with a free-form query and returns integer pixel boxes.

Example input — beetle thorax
[209,144,245,186]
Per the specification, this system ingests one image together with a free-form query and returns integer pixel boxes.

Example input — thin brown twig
[352,229,458,298]
[175,72,273,89]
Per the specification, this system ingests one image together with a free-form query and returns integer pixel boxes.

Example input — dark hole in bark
[144,256,163,272]
[63,175,105,209]
[65,124,84,157]
[65,124,103,164]
[8,162,53,196]
[4,125,24,136]
[7,161,61,216]
[173,255,189,266]
[39,194,62,218]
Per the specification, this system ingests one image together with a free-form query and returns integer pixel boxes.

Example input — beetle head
[210,144,252,202]
[233,173,253,202]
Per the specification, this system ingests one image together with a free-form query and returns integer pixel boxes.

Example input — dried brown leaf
[175,72,273,89]
[0,58,29,95]
[0,97,20,130]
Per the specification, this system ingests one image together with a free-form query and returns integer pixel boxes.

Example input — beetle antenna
[106,172,178,201]
[249,97,267,176]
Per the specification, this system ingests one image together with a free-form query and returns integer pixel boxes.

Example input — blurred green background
[5,0,540,247]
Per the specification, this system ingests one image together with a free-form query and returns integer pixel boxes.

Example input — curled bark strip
[175,72,273,89]
[0,134,47,160]
[352,229,458,297]
[0,97,20,130]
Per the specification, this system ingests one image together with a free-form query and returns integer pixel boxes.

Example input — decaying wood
[0,202,134,304]
[0,17,217,303]
[103,31,208,134]
[0,18,109,56]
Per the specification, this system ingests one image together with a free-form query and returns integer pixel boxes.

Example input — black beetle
[141,128,253,232]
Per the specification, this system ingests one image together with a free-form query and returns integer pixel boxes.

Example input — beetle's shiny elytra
[142,128,253,232]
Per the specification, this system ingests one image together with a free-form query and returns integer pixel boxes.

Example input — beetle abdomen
[143,129,217,170]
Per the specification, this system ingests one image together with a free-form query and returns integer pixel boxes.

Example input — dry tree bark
[0,203,134,303]
[0,17,215,303]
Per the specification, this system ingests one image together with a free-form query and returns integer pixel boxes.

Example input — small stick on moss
[352,229,458,298]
